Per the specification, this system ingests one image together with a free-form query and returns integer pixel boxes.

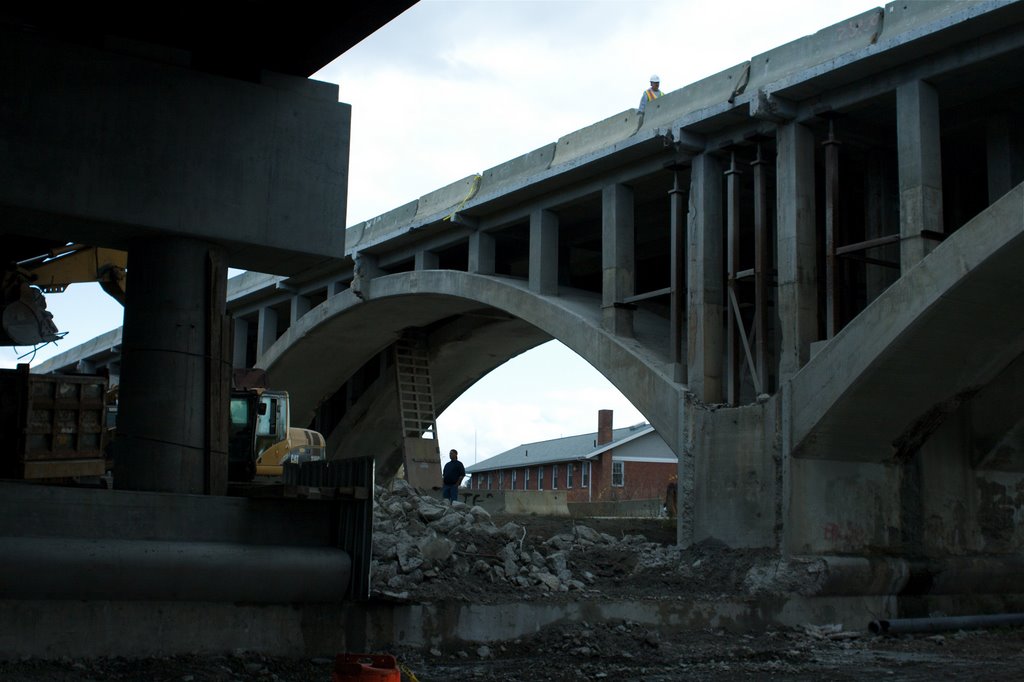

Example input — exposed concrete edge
[415,174,481,221]
[476,143,557,199]
[788,183,1024,460]
[260,272,682,448]
[347,200,419,253]
[745,8,885,95]
[756,0,1020,102]
[550,109,642,168]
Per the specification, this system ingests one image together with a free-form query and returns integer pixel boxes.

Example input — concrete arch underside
[259,272,683,476]
[790,183,1024,463]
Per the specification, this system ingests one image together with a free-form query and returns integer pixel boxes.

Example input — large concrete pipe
[0,537,351,603]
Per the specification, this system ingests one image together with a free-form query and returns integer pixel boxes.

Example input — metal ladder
[393,336,443,488]
[394,337,438,440]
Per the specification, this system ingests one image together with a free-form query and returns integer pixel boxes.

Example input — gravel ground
[3,626,1023,681]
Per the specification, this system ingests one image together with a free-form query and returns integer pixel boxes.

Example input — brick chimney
[597,409,613,445]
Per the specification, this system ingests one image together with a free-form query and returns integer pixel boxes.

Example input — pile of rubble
[371,479,595,600]
[369,480,772,603]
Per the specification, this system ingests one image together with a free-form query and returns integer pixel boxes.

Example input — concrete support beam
[602,184,635,336]
[897,79,943,269]
[529,209,559,295]
[987,113,1024,205]
[686,153,723,402]
[776,122,818,381]
[415,250,440,271]
[469,231,495,275]
[351,253,383,300]
[258,306,279,356]
[290,295,311,326]
[232,317,249,369]
[116,237,229,495]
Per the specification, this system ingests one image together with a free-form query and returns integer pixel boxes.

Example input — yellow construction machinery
[1,244,126,347]
[229,369,326,481]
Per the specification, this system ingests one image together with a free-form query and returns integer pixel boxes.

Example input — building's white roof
[466,422,664,473]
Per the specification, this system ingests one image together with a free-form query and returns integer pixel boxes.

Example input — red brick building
[465,410,676,503]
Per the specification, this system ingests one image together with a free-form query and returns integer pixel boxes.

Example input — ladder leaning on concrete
[394,336,442,490]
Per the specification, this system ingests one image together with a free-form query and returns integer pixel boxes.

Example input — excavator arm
[1,245,126,346]
[19,245,127,305]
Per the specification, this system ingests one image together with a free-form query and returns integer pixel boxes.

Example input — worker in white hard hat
[638,74,663,114]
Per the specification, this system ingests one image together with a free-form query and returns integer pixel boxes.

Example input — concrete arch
[259,271,684,459]
[790,183,1024,461]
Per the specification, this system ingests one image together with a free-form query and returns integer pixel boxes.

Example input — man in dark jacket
[442,449,466,503]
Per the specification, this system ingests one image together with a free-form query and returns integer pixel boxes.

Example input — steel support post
[823,120,841,339]
[751,144,769,394]
[669,170,687,383]
[725,152,742,405]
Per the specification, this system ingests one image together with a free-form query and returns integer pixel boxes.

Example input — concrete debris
[371,484,790,603]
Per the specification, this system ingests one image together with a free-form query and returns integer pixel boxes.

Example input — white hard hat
[650,74,660,83]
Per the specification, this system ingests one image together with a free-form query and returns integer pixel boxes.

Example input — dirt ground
[3,515,1024,680]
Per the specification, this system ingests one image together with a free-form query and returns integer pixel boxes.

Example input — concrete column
[116,236,229,495]
[686,153,723,403]
[529,209,559,295]
[602,183,634,336]
[330,280,347,297]
[987,113,1024,205]
[290,295,311,325]
[351,253,382,300]
[468,230,495,275]
[897,79,943,269]
[232,317,249,369]
[415,250,439,271]
[776,122,818,381]
[257,306,278,355]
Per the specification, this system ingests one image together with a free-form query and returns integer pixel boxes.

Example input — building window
[566,463,574,489]
[511,469,517,490]
[581,461,589,487]
[552,464,559,490]
[524,467,530,489]
[537,466,543,490]
[499,470,505,489]
[612,461,624,487]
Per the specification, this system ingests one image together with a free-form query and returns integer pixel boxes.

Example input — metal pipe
[870,613,1024,635]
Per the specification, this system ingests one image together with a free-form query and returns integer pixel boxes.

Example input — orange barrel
[332,654,401,682]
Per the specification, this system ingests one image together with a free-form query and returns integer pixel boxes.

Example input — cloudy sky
[5,0,876,466]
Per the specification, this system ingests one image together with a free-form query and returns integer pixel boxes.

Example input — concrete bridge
[38,0,1024,607]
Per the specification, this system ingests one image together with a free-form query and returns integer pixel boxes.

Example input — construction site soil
[3,487,1023,680]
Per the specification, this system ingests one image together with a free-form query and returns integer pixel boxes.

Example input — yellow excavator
[1,244,126,346]
[229,369,326,480]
